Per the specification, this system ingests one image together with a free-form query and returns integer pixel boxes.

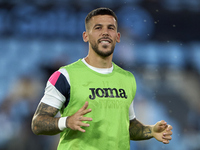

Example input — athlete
[31,7,173,150]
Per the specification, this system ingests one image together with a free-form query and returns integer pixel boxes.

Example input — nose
[102,28,109,36]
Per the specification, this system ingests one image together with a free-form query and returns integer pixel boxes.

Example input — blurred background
[0,0,200,149]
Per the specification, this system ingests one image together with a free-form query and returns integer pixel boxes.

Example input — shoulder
[113,63,137,87]
[113,63,134,77]
[61,59,83,70]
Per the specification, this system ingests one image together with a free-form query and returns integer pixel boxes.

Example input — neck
[85,52,113,68]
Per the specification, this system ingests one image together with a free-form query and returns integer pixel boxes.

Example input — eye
[95,26,101,30]
[108,26,115,30]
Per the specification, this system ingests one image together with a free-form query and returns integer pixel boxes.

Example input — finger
[79,116,93,121]
[79,101,89,112]
[163,140,170,144]
[163,134,172,140]
[166,125,173,131]
[158,121,168,131]
[163,126,173,137]
[164,130,173,136]
[77,126,86,133]
[159,120,167,126]
[78,122,90,127]
[81,108,92,115]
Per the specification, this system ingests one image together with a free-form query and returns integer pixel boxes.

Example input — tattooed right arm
[31,102,61,135]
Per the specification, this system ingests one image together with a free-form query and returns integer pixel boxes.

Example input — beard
[90,40,115,57]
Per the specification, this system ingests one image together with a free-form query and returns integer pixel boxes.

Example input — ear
[83,31,89,42]
[116,32,121,43]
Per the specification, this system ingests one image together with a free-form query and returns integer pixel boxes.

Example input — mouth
[98,37,112,44]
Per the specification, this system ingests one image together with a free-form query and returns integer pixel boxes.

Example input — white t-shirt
[41,59,136,120]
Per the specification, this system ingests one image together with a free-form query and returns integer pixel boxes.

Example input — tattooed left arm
[129,118,173,144]
[129,118,153,141]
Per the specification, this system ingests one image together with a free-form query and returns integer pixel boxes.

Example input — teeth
[101,41,109,43]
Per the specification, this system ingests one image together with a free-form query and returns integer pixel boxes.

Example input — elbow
[31,124,39,135]
[31,117,41,135]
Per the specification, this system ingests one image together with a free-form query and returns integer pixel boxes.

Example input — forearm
[32,114,61,135]
[31,102,62,135]
[129,118,153,141]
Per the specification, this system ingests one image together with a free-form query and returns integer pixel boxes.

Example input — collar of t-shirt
[82,58,113,74]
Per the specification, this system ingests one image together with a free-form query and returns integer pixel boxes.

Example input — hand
[66,101,92,132]
[152,120,173,144]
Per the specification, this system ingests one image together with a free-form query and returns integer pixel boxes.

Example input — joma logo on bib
[89,88,127,100]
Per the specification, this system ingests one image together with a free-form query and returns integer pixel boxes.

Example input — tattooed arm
[31,102,60,135]
[129,118,173,144]
[31,101,93,135]
[129,118,153,140]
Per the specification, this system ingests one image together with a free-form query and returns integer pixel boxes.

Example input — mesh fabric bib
[57,59,137,150]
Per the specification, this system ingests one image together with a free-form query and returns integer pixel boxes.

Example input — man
[31,7,172,150]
